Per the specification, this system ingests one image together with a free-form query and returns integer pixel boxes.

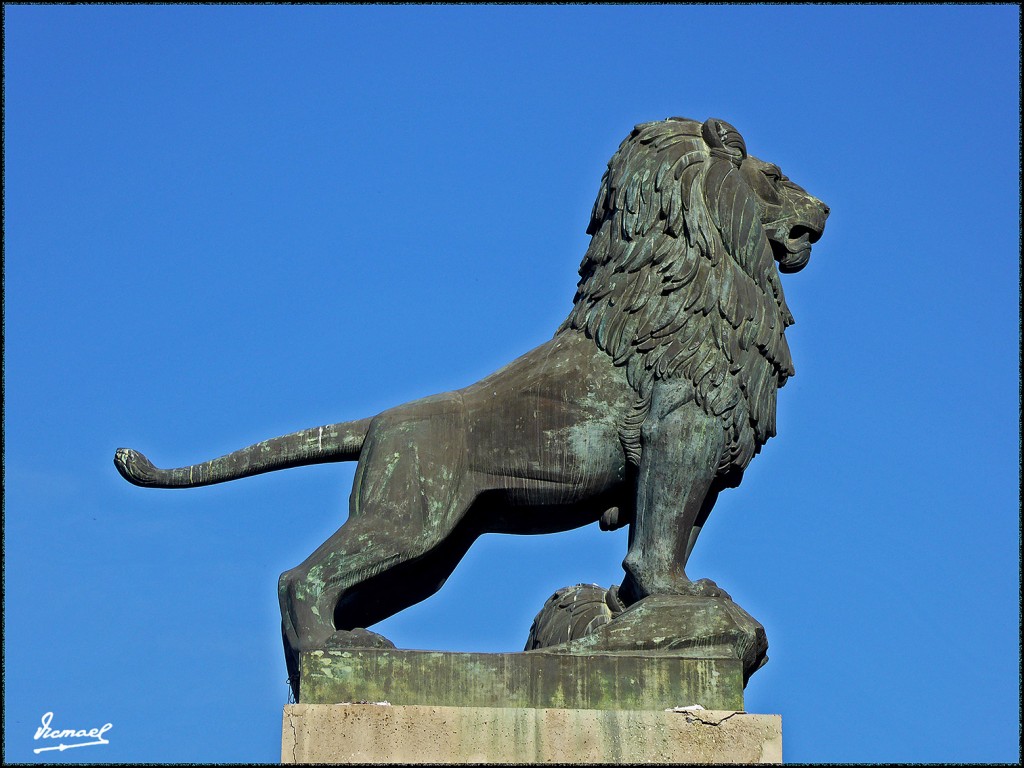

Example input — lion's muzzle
[772,199,829,274]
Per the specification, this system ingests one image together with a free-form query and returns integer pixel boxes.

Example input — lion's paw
[619,574,733,605]
[322,628,396,651]
[689,578,732,601]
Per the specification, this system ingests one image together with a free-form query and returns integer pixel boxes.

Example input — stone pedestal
[283,648,781,764]
[282,704,782,764]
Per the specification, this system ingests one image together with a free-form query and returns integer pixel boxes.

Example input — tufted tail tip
[114,447,161,487]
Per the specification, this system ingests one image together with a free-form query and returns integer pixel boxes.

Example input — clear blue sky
[3,5,1019,763]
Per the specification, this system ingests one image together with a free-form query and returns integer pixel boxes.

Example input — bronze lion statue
[115,116,828,693]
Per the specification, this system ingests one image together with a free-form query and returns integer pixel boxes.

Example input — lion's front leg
[619,385,726,605]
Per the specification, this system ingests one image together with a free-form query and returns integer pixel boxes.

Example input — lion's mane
[561,117,795,486]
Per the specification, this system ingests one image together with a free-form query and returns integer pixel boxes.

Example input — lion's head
[701,119,829,275]
[561,117,829,484]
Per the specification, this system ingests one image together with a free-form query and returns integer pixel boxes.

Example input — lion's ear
[702,119,747,165]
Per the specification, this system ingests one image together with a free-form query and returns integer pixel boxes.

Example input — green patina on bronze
[114,116,829,701]
[299,649,743,712]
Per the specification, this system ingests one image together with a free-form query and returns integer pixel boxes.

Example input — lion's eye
[763,166,783,182]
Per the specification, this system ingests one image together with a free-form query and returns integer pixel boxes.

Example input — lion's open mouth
[790,224,821,246]
[771,224,820,273]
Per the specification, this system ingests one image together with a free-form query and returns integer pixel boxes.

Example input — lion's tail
[113,418,373,489]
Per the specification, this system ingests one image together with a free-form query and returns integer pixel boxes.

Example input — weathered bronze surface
[115,117,828,700]
[526,585,767,685]
[300,649,744,711]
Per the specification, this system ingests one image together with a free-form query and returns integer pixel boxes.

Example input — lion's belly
[466,404,627,504]
[461,331,634,505]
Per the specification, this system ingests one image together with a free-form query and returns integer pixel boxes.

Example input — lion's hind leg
[278,395,477,687]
